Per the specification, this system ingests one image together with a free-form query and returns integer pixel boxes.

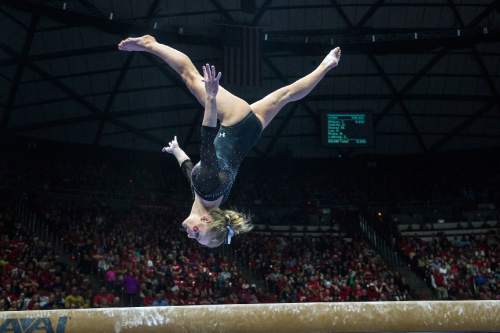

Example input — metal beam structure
[356,0,385,28]
[367,55,427,151]
[209,0,236,23]
[19,66,500,86]
[0,7,28,30]
[141,54,204,148]
[104,126,500,141]
[77,0,104,16]
[92,54,135,144]
[428,0,500,151]
[1,0,222,47]
[0,0,498,155]
[2,30,498,69]
[2,1,498,62]
[33,2,494,29]
[1,15,39,128]
[265,103,300,154]
[13,103,199,133]
[252,0,273,25]
[0,45,116,67]
[373,48,448,125]
[11,91,495,123]
[450,1,500,116]
[262,57,325,155]
[430,101,496,151]
[0,42,165,146]
[330,0,427,152]
[93,0,161,145]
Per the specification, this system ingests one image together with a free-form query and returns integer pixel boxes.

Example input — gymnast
[118,35,341,247]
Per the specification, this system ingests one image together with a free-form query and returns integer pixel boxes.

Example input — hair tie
[225,225,235,245]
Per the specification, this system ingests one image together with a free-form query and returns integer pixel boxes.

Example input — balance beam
[1,301,499,333]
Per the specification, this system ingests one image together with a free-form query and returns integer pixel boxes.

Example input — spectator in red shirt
[93,287,115,308]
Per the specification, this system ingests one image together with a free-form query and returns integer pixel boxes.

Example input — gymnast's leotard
[180,111,263,203]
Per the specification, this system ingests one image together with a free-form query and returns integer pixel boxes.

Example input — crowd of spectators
[235,234,412,302]
[399,233,499,300]
[1,142,500,311]
[0,201,93,310]
[1,198,269,310]
[1,194,418,311]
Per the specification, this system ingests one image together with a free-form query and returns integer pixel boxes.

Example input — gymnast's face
[182,214,213,246]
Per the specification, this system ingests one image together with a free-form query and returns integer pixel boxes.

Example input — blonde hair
[205,208,253,248]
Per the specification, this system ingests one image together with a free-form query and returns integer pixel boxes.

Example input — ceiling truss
[1,0,499,154]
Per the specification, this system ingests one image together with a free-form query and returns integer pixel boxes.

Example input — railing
[359,215,402,268]
[14,194,62,250]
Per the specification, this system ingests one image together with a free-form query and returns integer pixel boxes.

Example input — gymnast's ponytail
[206,208,253,248]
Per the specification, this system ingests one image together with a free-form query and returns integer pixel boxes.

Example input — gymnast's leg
[251,47,341,129]
[118,35,251,125]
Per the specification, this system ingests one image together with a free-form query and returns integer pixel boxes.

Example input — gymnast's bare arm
[201,64,221,128]
[162,136,190,166]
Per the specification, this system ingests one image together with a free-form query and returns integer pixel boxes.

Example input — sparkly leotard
[180,111,263,203]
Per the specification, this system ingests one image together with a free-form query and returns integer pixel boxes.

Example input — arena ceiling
[0,0,499,158]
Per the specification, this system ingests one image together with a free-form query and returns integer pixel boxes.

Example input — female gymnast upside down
[118,35,341,247]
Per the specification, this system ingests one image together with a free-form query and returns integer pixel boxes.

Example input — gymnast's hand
[162,136,180,154]
[202,64,222,99]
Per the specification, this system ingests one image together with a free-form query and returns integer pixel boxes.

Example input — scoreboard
[321,112,373,147]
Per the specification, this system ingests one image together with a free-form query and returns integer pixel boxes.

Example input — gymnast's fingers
[211,65,216,80]
[206,64,212,80]
[202,65,208,81]
[215,71,222,81]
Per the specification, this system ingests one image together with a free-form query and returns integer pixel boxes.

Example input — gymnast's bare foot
[118,35,157,52]
[321,47,342,70]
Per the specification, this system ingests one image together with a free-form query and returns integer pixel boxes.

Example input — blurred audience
[1,143,499,310]
[399,233,499,300]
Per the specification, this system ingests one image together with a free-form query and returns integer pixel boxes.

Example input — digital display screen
[322,112,373,147]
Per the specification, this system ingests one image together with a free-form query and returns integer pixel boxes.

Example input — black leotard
[180,111,262,203]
